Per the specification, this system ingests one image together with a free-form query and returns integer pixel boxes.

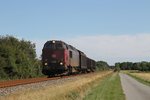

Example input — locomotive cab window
[63,44,68,49]
[56,43,63,49]
[44,43,55,49]
[44,42,64,50]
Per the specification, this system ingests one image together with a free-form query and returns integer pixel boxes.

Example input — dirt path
[119,73,150,100]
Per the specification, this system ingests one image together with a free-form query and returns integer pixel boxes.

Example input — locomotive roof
[45,40,95,61]
[46,40,78,50]
[47,40,65,43]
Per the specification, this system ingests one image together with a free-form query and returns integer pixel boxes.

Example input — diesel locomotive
[42,40,96,77]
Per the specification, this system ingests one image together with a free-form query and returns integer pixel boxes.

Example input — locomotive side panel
[67,45,80,68]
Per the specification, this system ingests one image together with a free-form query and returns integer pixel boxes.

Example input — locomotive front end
[42,40,68,76]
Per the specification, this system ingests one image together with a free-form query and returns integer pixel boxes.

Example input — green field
[83,73,125,100]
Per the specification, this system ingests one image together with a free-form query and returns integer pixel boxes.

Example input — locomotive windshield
[44,41,64,49]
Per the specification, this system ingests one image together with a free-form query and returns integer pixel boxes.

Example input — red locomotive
[42,40,96,77]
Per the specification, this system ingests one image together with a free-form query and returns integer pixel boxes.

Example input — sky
[0,0,150,65]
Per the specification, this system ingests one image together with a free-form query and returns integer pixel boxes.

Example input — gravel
[0,76,78,96]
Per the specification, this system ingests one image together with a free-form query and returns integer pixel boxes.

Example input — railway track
[0,75,74,88]
[0,77,56,88]
[0,73,86,88]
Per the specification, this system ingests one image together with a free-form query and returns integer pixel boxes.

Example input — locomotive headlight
[60,62,63,65]
[52,40,55,43]
[44,63,48,66]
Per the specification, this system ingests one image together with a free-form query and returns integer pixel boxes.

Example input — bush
[96,61,110,71]
[0,35,43,80]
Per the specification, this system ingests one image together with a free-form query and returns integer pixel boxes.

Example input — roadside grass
[83,73,125,100]
[0,71,112,100]
[123,70,150,86]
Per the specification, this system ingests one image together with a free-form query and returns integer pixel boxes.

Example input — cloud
[33,34,150,65]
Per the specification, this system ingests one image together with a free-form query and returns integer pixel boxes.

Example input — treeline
[96,61,110,71]
[115,62,150,71]
[0,35,43,80]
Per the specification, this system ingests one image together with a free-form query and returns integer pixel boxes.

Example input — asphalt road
[119,73,150,100]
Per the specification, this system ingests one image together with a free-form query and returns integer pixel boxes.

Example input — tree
[96,61,109,71]
[140,61,149,71]
[114,63,120,72]
[114,61,150,72]
[0,35,43,80]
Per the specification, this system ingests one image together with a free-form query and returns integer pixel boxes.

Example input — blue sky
[1,0,150,65]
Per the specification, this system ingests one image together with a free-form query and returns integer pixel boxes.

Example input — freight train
[42,40,96,77]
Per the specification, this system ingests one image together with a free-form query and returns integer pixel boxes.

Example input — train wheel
[47,74,55,78]
[47,75,51,78]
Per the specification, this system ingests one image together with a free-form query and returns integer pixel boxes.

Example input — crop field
[0,71,112,100]
[131,72,150,82]
[123,70,150,86]
[129,72,150,86]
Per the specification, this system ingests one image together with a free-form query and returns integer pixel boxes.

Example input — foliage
[0,35,43,80]
[114,61,150,71]
[96,61,110,71]
[114,63,120,72]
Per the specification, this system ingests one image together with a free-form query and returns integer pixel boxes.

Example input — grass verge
[83,73,125,100]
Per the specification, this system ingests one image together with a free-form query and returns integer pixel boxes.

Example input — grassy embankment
[124,70,150,86]
[1,71,113,100]
[83,72,125,100]
[1,71,125,100]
